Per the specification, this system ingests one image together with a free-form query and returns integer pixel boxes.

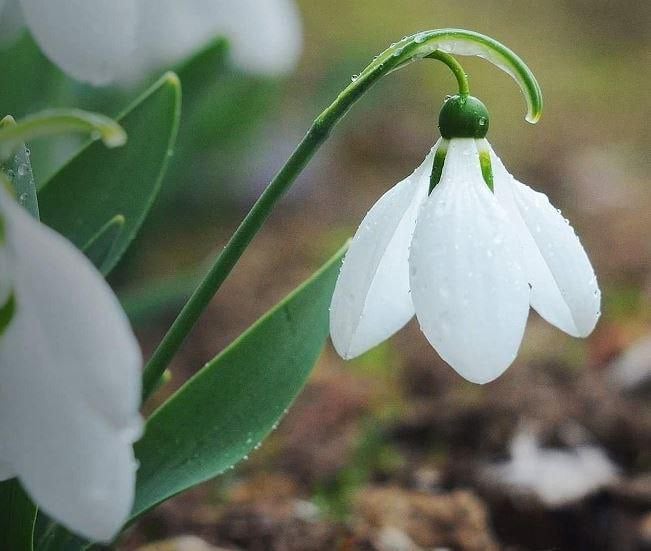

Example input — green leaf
[120,269,199,326]
[33,518,87,551]
[174,37,229,109]
[0,34,64,119]
[38,73,181,275]
[0,479,37,551]
[131,245,346,520]
[148,38,230,206]
[0,116,39,219]
[82,215,125,274]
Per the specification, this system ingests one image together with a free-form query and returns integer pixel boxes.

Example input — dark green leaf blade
[38,73,181,274]
[82,214,124,274]
[0,34,64,120]
[120,269,199,326]
[131,246,345,520]
[1,116,39,219]
[174,37,229,109]
[0,479,37,551]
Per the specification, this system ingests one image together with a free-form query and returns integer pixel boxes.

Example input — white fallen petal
[330,146,436,359]
[0,189,142,542]
[409,139,530,383]
[507,171,601,337]
[487,428,618,507]
[19,0,138,85]
[490,146,581,336]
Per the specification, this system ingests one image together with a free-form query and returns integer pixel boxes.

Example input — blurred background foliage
[2,0,649,549]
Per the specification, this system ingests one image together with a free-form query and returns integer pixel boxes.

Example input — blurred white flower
[0,0,302,85]
[330,138,601,383]
[0,186,143,542]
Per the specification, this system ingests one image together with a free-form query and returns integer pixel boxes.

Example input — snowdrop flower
[0,0,302,85]
[0,185,143,542]
[330,94,601,384]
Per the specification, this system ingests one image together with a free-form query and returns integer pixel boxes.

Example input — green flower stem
[141,124,332,400]
[427,51,470,96]
[141,28,543,401]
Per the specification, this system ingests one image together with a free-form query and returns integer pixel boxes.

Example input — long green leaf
[0,35,64,119]
[174,38,229,108]
[38,73,181,275]
[120,269,200,326]
[131,245,345,520]
[82,214,125,272]
[0,479,37,551]
[0,116,39,219]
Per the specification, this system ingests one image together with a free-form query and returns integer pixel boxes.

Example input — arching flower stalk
[329,42,600,383]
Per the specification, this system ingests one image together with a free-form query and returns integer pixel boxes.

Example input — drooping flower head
[330,38,600,383]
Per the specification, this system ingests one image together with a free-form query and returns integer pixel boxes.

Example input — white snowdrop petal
[0,240,12,307]
[330,147,436,359]
[490,146,580,335]
[227,0,303,75]
[0,458,15,481]
[508,175,600,337]
[121,0,302,82]
[0,0,25,47]
[20,0,137,85]
[409,139,530,384]
[119,0,214,82]
[0,190,142,541]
